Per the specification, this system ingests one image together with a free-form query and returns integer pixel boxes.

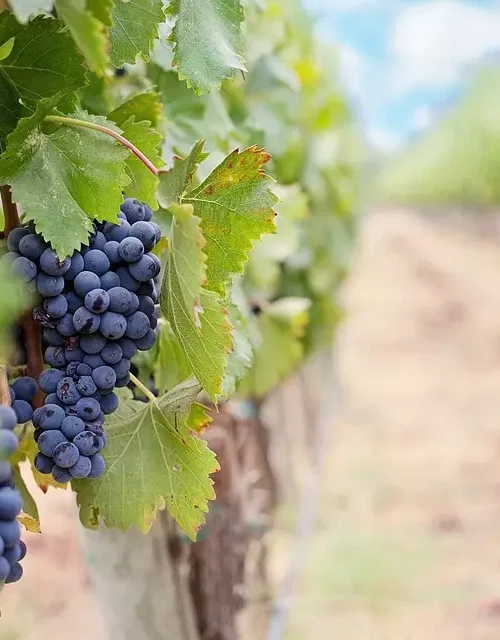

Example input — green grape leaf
[187,402,212,433]
[0,14,87,151]
[0,107,130,257]
[12,467,40,532]
[238,298,310,398]
[160,203,232,400]
[158,143,278,295]
[109,92,162,128]
[74,380,219,540]
[55,0,108,75]
[155,322,192,395]
[7,0,53,23]
[0,261,32,359]
[108,95,164,208]
[222,302,253,397]
[87,0,114,26]
[110,0,165,66]
[167,0,246,94]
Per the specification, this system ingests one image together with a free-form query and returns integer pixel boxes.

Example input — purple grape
[73,431,100,456]
[57,313,77,337]
[83,354,105,369]
[101,342,122,364]
[42,328,63,346]
[12,256,36,282]
[11,377,37,402]
[38,430,67,457]
[66,290,83,313]
[92,366,116,391]
[99,270,120,291]
[65,347,85,363]
[40,248,71,276]
[73,307,101,334]
[84,289,110,314]
[69,455,92,478]
[38,369,64,394]
[61,416,85,439]
[125,311,149,339]
[116,266,140,292]
[119,237,144,263]
[120,198,145,224]
[12,399,32,423]
[75,397,101,421]
[80,333,107,355]
[138,296,155,318]
[51,465,72,483]
[64,251,84,280]
[7,227,29,252]
[88,454,105,478]
[74,271,101,297]
[32,404,65,430]
[44,346,67,368]
[103,241,121,264]
[104,219,130,242]
[76,363,92,377]
[111,358,130,379]
[0,431,18,457]
[57,377,81,405]
[53,441,80,468]
[0,406,17,431]
[129,221,156,251]
[100,391,118,415]
[107,287,133,314]
[0,487,22,520]
[43,294,68,319]
[115,373,130,387]
[76,376,97,397]
[128,255,158,282]
[84,249,110,276]
[117,337,137,359]
[100,311,127,339]
[89,231,107,251]
[18,233,46,260]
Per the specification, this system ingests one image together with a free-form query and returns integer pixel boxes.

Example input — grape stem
[129,373,157,403]
[44,116,159,177]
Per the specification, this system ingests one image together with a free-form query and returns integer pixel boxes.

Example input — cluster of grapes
[4,198,161,482]
[0,377,37,584]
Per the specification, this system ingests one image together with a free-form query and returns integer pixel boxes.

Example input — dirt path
[4,210,500,639]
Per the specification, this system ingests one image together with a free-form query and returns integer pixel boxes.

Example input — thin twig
[44,115,160,177]
[130,372,157,403]
[267,348,338,640]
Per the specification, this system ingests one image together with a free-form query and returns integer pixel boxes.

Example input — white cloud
[391,2,500,93]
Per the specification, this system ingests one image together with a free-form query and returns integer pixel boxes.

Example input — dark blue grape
[76,363,92,377]
[89,231,107,251]
[0,557,9,581]
[105,219,130,242]
[18,540,26,561]
[38,430,67,457]
[80,333,106,355]
[103,241,121,264]
[115,373,130,388]
[33,404,65,430]
[84,249,110,276]
[107,287,132,314]
[40,248,71,276]
[64,251,84,281]
[83,354,105,369]
[138,295,155,318]
[73,431,100,456]
[38,369,64,394]
[129,221,156,251]
[76,376,97,397]
[53,441,80,468]
[149,315,158,330]
[3,544,22,565]
[0,487,22,520]
[84,288,110,314]
[111,358,130,379]
[101,342,122,365]
[125,311,150,339]
[116,266,140,292]
[151,222,161,244]
[119,237,144,263]
[43,394,61,409]
[100,392,118,415]
[12,256,36,282]
[85,420,104,435]
[42,328,63,347]
[44,346,67,368]
[0,519,20,548]
[57,377,81,405]
[56,313,77,337]
[74,271,101,298]
[117,337,137,360]
[11,377,37,403]
[65,291,82,314]
[73,307,101,334]
[12,400,32,423]
[0,406,17,431]
[0,431,18,458]
[99,270,120,291]
[92,366,116,391]
[5,563,23,584]
[69,455,92,478]
[7,227,29,252]
[43,294,68,319]
[18,233,46,260]
[128,255,157,282]
[75,397,100,421]
[51,465,72,483]
[0,461,13,484]
[121,198,145,224]
[100,311,127,339]
[60,416,85,440]
[65,360,80,378]
[34,426,43,442]
[88,454,105,478]
[65,347,85,363]
[9,387,15,403]
[137,280,154,296]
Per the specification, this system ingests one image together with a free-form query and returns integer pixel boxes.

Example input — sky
[304,0,500,151]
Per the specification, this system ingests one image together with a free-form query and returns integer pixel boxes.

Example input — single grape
[79,333,106,355]
[84,288,110,314]
[105,219,130,242]
[5,563,23,584]
[111,358,130,379]
[42,328,62,347]
[7,227,29,252]
[76,363,92,377]
[0,487,22,520]
[11,376,37,403]
[51,465,72,483]
[75,397,101,421]
[138,295,155,318]
[129,221,156,251]
[34,454,55,476]
[89,231,107,251]
[32,404,65,430]
[101,342,122,365]
[65,360,80,378]
[115,373,131,388]
[76,376,97,397]
[107,287,132,314]
[0,557,10,581]
[44,346,67,368]
[85,420,104,435]
[74,271,101,297]
[117,337,137,360]
[0,431,18,458]
[60,416,85,440]
[99,270,120,291]
[38,430,67,457]
[100,311,127,340]
[43,294,68,319]
[3,544,21,565]
[119,237,144,263]
[0,461,13,484]
[149,315,158,330]
[12,256,36,282]
[40,248,71,276]
[44,393,63,407]
[0,406,17,431]
[38,369,65,394]
[18,233,46,260]
[128,255,158,282]
[137,280,154,296]
[64,251,84,280]
[88,454,105,478]
[125,311,150,339]
[57,377,81,405]
[150,221,162,244]
[73,431,100,456]
[84,249,110,276]
[18,540,27,561]
[57,313,77,337]
[120,198,145,224]
[103,241,121,264]
[66,290,83,314]
[100,391,119,415]
[73,307,101,334]
[65,347,85,363]
[116,266,140,292]
[12,400,33,423]
[69,455,92,479]
[0,518,20,548]
[83,354,105,369]
[53,441,80,468]
[92,366,116,391]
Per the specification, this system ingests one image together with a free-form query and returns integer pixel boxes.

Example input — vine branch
[0,365,10,406]
[130,373,157,403]
[1,186,20,235]
[44,115,160,177]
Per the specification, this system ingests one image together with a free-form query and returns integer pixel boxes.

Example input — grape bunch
[5,198,162,482]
